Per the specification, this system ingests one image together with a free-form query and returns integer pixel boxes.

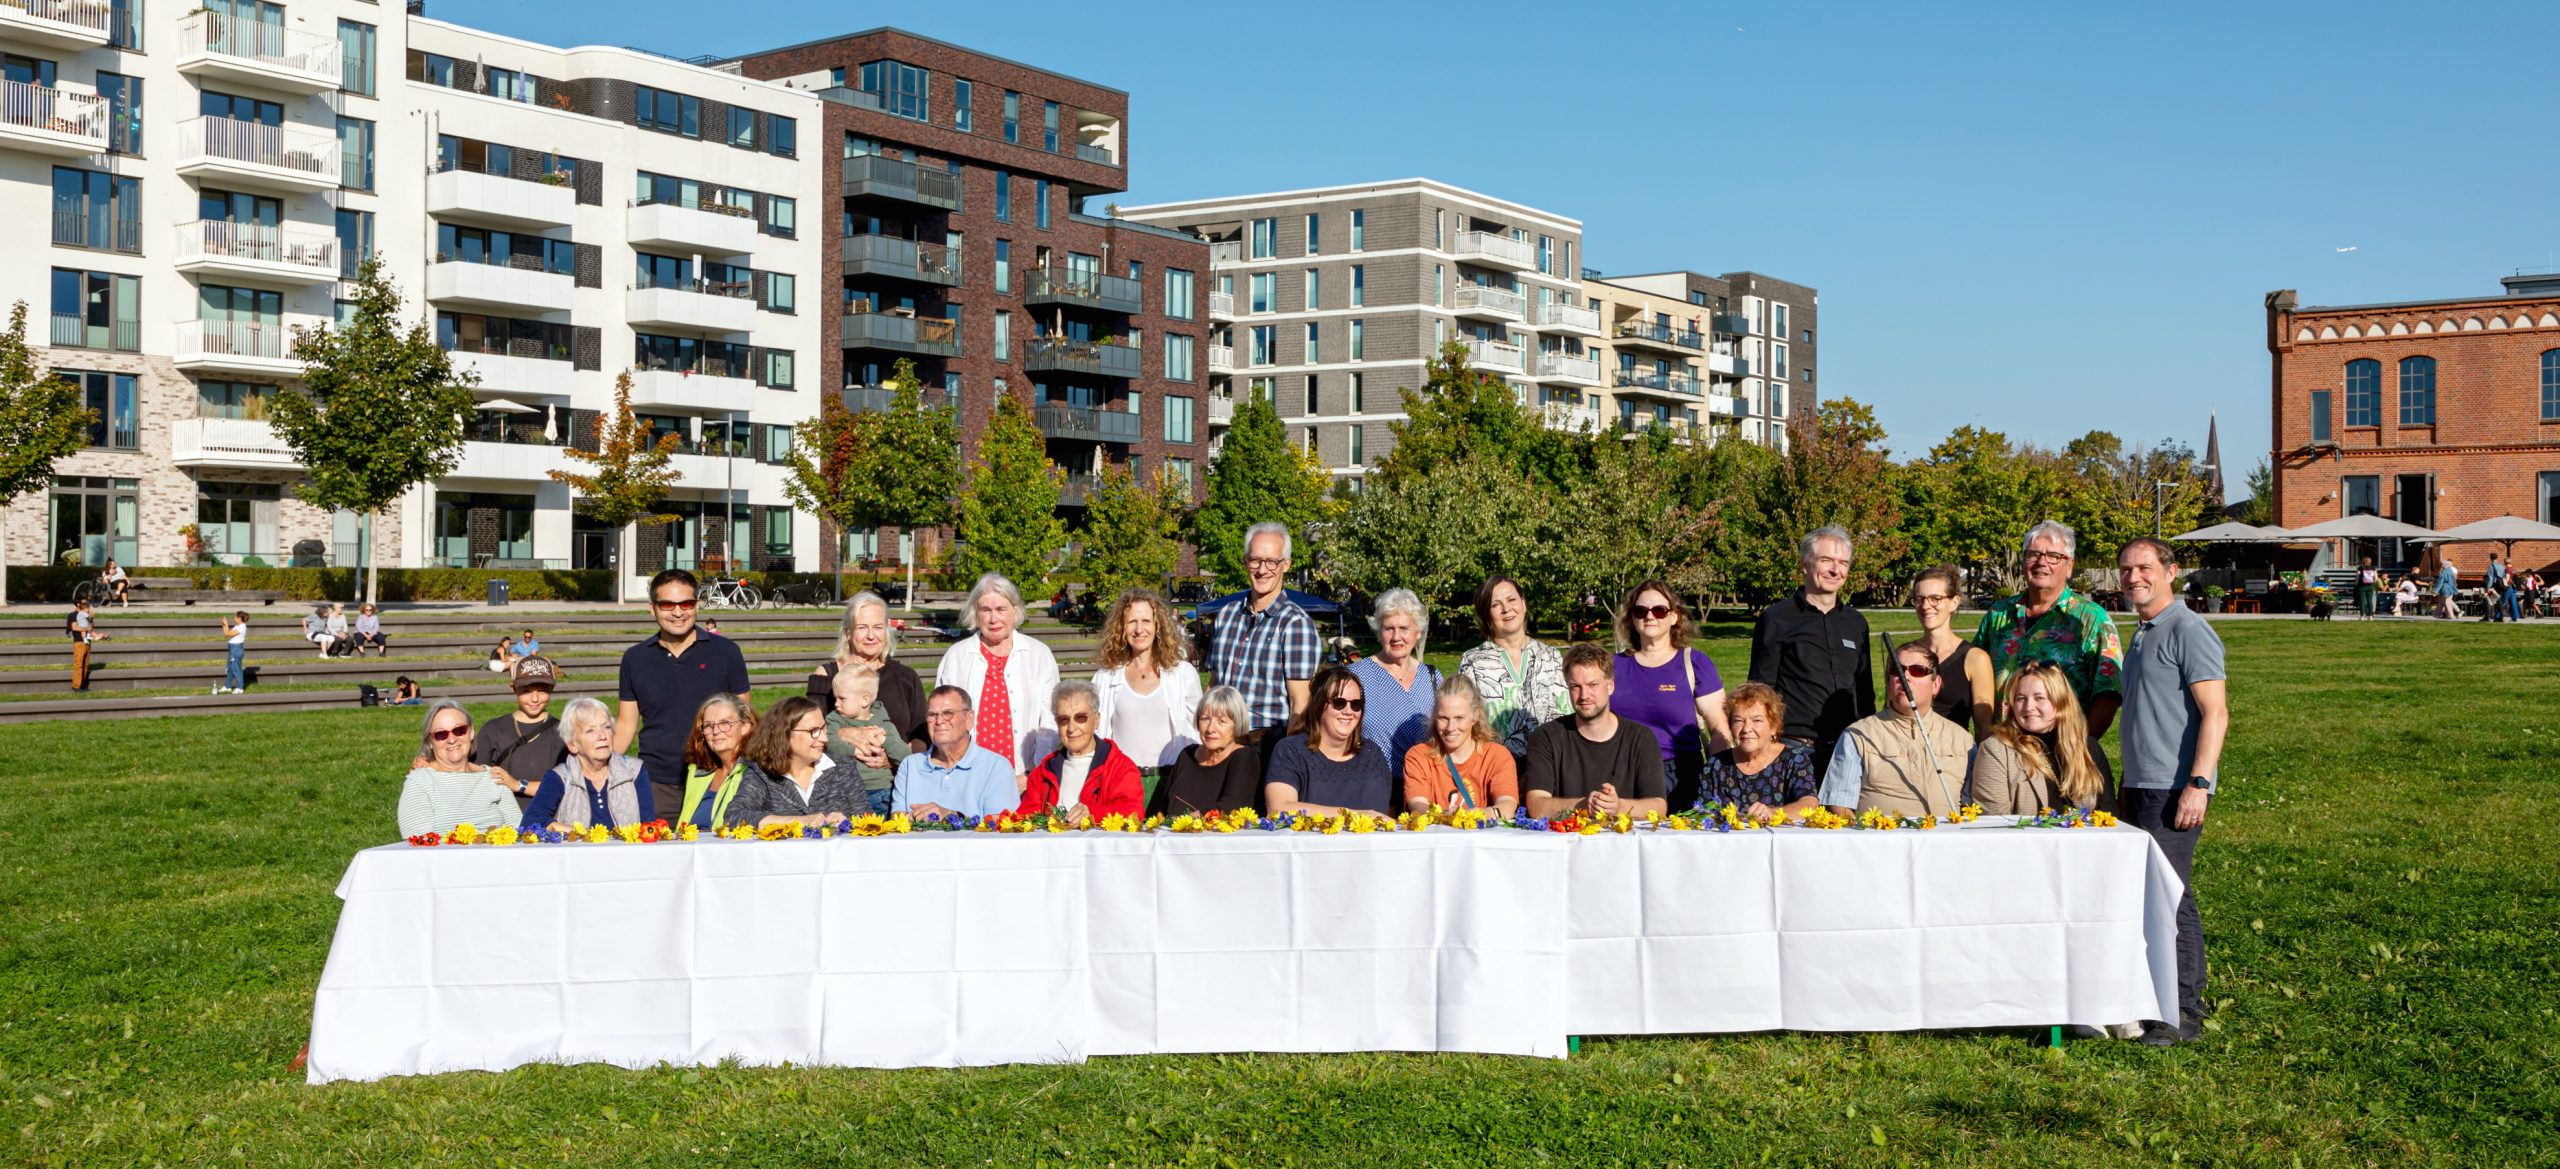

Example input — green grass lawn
[3,622,2556,1166]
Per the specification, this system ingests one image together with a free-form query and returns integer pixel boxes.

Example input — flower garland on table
[1394,807,1500,832]
[406,820,700,847]
[2014,806,2119,829]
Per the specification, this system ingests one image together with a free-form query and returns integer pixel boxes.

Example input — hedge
[4,566,615,604]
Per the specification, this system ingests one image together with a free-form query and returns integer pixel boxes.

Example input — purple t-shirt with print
[1612,649,1724,761]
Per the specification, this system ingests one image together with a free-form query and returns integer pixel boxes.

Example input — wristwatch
[2185,775,2213,793]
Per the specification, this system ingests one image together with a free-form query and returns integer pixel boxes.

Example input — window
[762,350,796,389]
[49,269,139,352]
[1304,269,1320,311]
[1166,458,1194,494]
[1433,210,1444,249]
[767,273,796,314]
[1043,100,1059,151]
[337,20,376,96]
[1433,265,1444,306]
[1250,326,1274,366]
[49,475,138,567]
[1772,342,1788,380]
[197,380,274,420]
[771,116,796,158]
[198,483,282,562]
[1773,303,1789,336]
[336,116,375,191]
[635,86,699,136]
[1351,209,1365,252]
[1304,321,1320,362]
[110,0,140,49]
[336,209,374,279]
[728,107,756,149]
[1303,213,1320,255]
[96,72,139,153]
[633,334,751,377]
[1537,235,1553,274]
[1250,217,1276,259]
[1035,179,1051,229]
[1165,269,1195,320]
[992,240,1012,293]
[2310,389,2333,444]
[201,90,280,126]
[51,168,140,254]
[1003,90,1019,142]
[1349,426,1363,466]
[2342,475,2380,518]
[1250,273,1274,314]
[58,370,137,449]
[2543,350,2560,421]
[1350,265,1365,307]
[764,195,795,238]
[994,171,1011,222]
[1349,319,1364,362]
[952,80,973,131]
[1349,371,1364,413]
[994,310,1011,361]
[1165,395,1194,444]
[412,51,456,88]
[1166,335,1194,381]
[2398,356,2436,427]
[2345,358,2381,427]
[2543,471,2560,526]
[484,67,531,103]
[859,60,930,121]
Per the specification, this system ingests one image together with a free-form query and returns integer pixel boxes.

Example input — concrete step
[7,608,1086,640]
[1,626,853,666]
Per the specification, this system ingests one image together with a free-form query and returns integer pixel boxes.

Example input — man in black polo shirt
[1748,525,1875,766]
[616,569,751,820]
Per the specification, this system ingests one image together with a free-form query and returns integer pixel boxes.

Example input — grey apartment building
[1118,179,1588,478]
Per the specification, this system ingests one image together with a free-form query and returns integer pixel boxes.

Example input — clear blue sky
[450,0,2560,494]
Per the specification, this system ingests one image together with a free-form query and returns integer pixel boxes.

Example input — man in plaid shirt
[1210,522,1320,739]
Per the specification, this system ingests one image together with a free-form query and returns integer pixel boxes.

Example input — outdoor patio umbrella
[2405,514,2560,559]
[2282,514,2439,541]
[2168,521,2296,542]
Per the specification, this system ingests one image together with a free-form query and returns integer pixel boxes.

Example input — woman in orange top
[1401,675,1519,818]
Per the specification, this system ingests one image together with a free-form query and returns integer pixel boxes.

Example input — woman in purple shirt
[1610,579,1734,810]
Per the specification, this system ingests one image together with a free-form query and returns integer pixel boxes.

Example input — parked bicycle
[698,575,761,610]
[764,579,836,608]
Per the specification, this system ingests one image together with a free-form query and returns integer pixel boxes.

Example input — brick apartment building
[727,31,1211,567]
[2266,273,2560,575]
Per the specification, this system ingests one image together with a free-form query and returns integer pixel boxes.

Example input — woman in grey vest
[519,697,656,829]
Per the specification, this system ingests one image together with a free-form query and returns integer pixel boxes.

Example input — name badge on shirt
[1841,638,1858,650]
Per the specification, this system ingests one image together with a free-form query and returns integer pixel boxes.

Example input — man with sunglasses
[1816,641,1972,818]
[617,569,752,820]
[1975,520,2122,743]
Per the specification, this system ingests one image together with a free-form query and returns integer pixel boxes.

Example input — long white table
[306,822,2181,1083]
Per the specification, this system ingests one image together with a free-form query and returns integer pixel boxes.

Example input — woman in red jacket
[1018,680,1145,822]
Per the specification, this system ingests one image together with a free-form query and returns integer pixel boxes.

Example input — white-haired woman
[808,589,927,755]
[1149,684,1261,818]
[935,572,1060,776]
[1092,587,1202,793]
[1017,681,1144,822]
[396,700,525,838]
[519,697,656,829]
[1346,587,1442,764]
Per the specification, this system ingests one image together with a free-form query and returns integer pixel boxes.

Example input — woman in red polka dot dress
[935,573,1061,785]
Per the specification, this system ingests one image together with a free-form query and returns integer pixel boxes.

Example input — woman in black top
[1263,666,1395,820]
[806,590,928,753]
[1149,684,1262,817]
[1911,565,1995,737]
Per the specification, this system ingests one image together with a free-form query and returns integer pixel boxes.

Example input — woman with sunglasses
[1264,665,1396,821]
[396,700,526,838]
[1017,681,1145,823]
[1911,565,1996,738]
[718,696,866,830]
[678,693,759,829]
[1610,580,1734,810]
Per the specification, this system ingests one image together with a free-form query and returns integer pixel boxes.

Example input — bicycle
[699,575,761,610]
[765,579,835,608]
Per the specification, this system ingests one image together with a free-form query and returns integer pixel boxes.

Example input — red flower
[405,832,441,847]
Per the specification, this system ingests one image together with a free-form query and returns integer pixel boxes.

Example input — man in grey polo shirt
[2115,536,2230,1048]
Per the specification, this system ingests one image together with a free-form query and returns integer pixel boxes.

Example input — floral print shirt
[1457,640,1571,758]
[1697,743,1820,810]
[1974,588,2123,705]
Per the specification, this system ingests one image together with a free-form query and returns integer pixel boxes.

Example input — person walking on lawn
[68,597,105,691]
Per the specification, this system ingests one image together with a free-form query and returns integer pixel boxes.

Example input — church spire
[2201,411,2225,505]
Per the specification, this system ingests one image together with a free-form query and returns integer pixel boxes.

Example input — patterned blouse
[1457,640,1571,758]
[1696,743,1820,811]
[1974,589,2124,705]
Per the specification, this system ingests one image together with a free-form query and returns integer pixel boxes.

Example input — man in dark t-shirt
[474,655,566,813]
[615,570,751,820]
[1523,644,1667,818]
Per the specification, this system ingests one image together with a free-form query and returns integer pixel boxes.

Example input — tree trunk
[0,525,10,607]
[905,535,918,614]
[615,521,631,605]
[362,510,377,605]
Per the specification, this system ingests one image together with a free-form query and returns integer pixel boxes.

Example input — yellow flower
[616,825,641,844]
[489,825,519,847]
[448,822,480,845]
[2090,810,2119,828]
[678,823,700,842]
[586,825,609,843]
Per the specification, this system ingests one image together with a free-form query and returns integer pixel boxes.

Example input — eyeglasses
[702,719,744,734]
[927,709,968,721]
[2023,550,2072,565]
[792,724,828,739]
[654,598,699,611]
[1060,711,1095,725]
[1325,696,1365,713]
[429,726,470,742]
[1913,593,1956,605]
[1627,604,1677,620]
[1247,557,1288,571]
[1897,663,1934,680]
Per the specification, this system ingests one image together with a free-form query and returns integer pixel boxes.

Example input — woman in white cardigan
[935,572,1060,777]
[1090,589,1203,785]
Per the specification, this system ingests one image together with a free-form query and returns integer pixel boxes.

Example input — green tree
[1076,462,1186,607]
[1899,425,2059,587]
[272,257,479,603]
[0,303,90,605]
[2236,457,2275,527]
[1193,393,1331,589]
[1670,428,1784,609]
[783,359,958,607]
[1547,436,1737,617]
[1374,340,1578,489]
[549,371,682,603]
[1317,453,1549,625]
[2052,431,2217,565]
[955,392,1065,588]
[1730,397,1908,603]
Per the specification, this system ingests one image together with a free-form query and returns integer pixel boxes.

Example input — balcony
[174,116,340,193]
[1537,301,1602,336]
[630,365,755,414]
[1713,312,1752,336]
[1209,241,1245,266]
[0,0,113,50]
[1451,283,1525,322]
[1706,394,1742,418]
[1450,230,1534,271]
[1075,142,1116,167]
[627,278,757,334]
[49,313,136,352]
[174,11,341,95]
[1022,337,1141,380]
[626,199,760,257]
[449,348,573,398]
[452,438,569,482]
[1208,290,1235,319]
[1463,338,1525,374]
[174,319,301,377]
[1535,352,1602,386]
[170,417,301,471]
[1614,318,1706,354]
[841,153,962,211]
[1033,403,1142,444]
[1058,472,1099,507]
[51,208,139,254]
[428,166,577,229]
[1207,344,1234,374]
[1613,368,1703,398]
[1025,270,1142,315]
[0,79,107,155]
[429,257,576,314]
[1207,394,1235,426]
[1539,402,1601,435]
[841,235,961,287]
[172,220,340,286]
[843,386,954,414]
[839,310,960,357]
[1704,352,1751,378]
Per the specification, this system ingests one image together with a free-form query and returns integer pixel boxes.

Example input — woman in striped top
[396,700,526,838]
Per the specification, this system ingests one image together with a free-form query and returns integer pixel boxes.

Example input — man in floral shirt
[1976,520,2123,738]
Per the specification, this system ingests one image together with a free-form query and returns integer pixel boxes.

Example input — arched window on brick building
[2344,358,2381,427]
[2397,356,2435,427]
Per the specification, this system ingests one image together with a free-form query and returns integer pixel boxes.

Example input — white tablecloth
[307,822,2180,1083]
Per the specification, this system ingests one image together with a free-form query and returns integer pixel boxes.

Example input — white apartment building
[1,0,823,593]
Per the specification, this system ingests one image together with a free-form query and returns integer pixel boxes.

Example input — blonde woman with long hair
[1967,662,2114,815]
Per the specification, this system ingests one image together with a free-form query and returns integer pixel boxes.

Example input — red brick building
[727,31,1212,569]
[2265,276,2560,576]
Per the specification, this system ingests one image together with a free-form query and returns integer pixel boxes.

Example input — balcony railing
[51,208,139,254]
[1074,142,1116,166]
[176,11,341,80]
[1058,472,1100,506]
[1207,394,1236,425]
[1025,270,1142,314]
[1713,312,1752,336]
[1208,290,1235,317]
[49,312,138,353]
[840,310,961,356]
[844,386,955,414]
[1537,302,1601,333]
[444,336,571,363]
[1,0,114,37]
[1537,353,1600,383]
[1451,230,1535,268]
[1207,344,1234,373]
[1022,337,1142,379]
[1210,241,1245,265]
[1614,368,1703,397]
[1,78,108,147]
[1033,403,1142,444]
[635,351,752,380]
[841,235,961,285]
[1463,338,1525,373]
[1616,319,1706,350]
[1452,284,1525,317]
[179,319,291,362]
[633,273,753,299]
[841,153,962,210]
[177,115,338,180]
[177,220,338,274]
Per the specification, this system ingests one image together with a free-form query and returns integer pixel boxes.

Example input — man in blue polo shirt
[616,568,751,820]
[2116,536,2230,1048]
[893,686,1018,820]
